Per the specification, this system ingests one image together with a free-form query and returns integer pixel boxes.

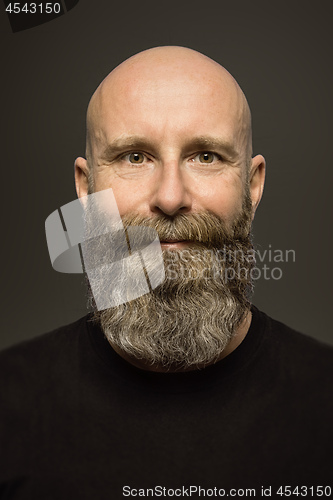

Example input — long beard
[86,189,254,370]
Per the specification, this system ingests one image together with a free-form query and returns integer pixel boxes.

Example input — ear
[74,157,90,199]
[249,154,265,219]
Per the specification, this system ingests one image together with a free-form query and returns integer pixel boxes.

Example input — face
[74,52,266,371]
[76,67,265,237]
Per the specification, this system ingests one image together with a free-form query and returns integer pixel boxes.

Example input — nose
[149,161,192,216]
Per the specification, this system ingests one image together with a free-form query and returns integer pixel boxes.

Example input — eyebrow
[101,137,153,161]
[100,135,238,161]
[184,136,238,158]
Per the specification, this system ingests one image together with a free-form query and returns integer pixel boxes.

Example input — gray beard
[87,190,254,371]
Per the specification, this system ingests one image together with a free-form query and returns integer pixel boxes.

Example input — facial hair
[86,187,255,371]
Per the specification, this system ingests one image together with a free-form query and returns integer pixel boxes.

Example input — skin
[75,46,266,371]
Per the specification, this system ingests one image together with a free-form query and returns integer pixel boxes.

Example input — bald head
[85,46,252,171]
[75,45,265,226]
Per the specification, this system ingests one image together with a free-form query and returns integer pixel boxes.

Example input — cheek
[94,174,150,215]
[194,176,244,221]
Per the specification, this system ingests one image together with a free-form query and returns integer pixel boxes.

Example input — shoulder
[262,309,333,360]
[255,307,333,395]
[0,315,92,407]
[0,314,91,368]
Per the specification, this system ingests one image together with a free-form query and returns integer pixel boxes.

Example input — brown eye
[129,152,145,163]
[198,152,215,163]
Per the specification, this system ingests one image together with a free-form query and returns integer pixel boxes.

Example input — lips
[159,239,193,248]
[160,239,183,243]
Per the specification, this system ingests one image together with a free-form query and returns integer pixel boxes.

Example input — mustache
[121,210,251,249]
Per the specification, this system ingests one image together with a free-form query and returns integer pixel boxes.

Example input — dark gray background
[1,1,332,349]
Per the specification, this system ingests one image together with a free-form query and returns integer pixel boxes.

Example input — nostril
[153,205,190,217]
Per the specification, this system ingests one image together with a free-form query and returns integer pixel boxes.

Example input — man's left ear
[249,154,266,219]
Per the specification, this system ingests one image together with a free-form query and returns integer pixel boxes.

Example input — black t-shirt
[0,307,332,499]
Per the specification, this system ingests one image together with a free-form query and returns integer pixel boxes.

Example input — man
[1,47,332,499]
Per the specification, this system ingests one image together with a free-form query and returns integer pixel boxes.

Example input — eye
[193,152,221,164]
[199,152,214,163]
[128,152,145,164]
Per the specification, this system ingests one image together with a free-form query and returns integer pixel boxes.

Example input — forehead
[89,65,245,154]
